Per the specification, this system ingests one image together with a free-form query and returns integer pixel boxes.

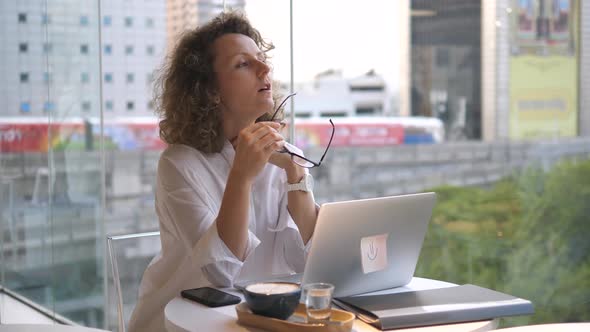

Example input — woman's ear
[211,90,223,111]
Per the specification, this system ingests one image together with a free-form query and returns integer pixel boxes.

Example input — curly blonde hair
[154,11,283,153]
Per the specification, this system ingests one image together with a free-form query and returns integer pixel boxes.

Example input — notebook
[334,284,534,330]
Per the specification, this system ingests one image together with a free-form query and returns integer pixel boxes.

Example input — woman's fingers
[250,122,281,141]
[266,141,285,154]
[231,122,286,181]
[240,123,282,147]
[258,131,284,151]
[234,121,284,161]
[243,121,280,136]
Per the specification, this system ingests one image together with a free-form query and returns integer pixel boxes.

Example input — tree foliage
[415,160,590,326]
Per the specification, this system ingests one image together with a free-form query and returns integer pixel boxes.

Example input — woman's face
[212,33,273,125]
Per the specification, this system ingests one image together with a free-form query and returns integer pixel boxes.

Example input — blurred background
[0,0,589,329]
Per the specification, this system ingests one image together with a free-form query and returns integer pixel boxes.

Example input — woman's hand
[230,121,284,184]
[268,147,295,170]
[267,122,295,170]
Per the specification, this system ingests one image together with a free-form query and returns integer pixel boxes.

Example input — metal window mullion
[289,0,295,142]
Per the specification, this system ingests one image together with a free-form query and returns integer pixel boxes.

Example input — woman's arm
[216,169,253,261]
[218,122,283,261]
[284,165,317,245]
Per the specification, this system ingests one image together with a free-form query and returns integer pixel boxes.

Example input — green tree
[416,160,590,326]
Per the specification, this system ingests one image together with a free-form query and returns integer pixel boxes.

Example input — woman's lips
[258,82,271,92]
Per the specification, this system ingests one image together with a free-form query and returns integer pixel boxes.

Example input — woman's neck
[223,117,255,142]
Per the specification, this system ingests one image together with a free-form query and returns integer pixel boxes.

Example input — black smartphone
[180,287,241,307]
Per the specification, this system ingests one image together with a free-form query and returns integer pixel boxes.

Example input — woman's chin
[258,101,275,116]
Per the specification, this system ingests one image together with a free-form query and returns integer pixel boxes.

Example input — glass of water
[303,283,335,322]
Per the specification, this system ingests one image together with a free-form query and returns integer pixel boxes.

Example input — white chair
[107,231,160,332]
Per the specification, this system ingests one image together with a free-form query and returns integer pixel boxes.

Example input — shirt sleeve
[157,155,261,287]
[266,171,314,273]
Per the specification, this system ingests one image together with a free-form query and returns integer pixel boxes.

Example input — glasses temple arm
[270,92,297,121]
[317,119,335,165]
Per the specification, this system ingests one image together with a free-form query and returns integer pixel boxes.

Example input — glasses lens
[301,147,325,163]
[292,155,315,168]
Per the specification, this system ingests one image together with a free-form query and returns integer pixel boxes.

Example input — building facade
[405,0,590,141]
[0,0,166,119]
[166,0,245,53]
[101,0,166,117]
[290,70,394,119]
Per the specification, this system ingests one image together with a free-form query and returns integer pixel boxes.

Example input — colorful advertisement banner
[509,0,579,139]
[294,122,404,149]
[1,117,443,153]
[0,122,86,152]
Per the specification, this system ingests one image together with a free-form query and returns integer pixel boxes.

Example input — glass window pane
[2,0,104,326]
[103,15,111,26]
[80,15,89,26]
[253,0,590,327]
[2,0,587,329]
[20,102,31,113]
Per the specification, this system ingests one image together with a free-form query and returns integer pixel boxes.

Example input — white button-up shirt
[128,142,312,332]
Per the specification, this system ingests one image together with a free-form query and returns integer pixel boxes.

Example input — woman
[128,11,318,331]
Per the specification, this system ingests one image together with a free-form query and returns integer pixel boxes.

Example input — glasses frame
[270,92,297,122]
[282,119,334,168]
[270,92,334,168]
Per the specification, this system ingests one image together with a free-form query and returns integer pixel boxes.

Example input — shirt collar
[221,139,235,161]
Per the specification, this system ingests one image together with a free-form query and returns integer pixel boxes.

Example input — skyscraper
[166,0,245,52]
[0,0,166,119]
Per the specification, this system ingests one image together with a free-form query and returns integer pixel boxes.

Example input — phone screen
[181,287,241,307]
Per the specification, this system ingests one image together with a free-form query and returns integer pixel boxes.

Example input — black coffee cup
[243,282,301,320]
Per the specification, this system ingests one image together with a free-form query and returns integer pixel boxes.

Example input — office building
[166,0,245,52]
[288,70,394,119]
[401,0,590,141]
[0,0,166,119]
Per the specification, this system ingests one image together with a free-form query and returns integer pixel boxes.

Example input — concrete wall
[310,137,590,203]
[481,1,497,141]
[5,138,590,208]
[397,0,411,117]
[581,0,590,136]
[495,0,511,140]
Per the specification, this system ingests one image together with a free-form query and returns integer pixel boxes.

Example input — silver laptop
[236,192,436,297]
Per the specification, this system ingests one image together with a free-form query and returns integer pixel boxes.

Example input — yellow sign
[509,56,578,139]
[509,0,579,139]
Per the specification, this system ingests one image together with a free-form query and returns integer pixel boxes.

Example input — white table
[164,277,498,332]
[495,323,590,332]
[0,325,109,332]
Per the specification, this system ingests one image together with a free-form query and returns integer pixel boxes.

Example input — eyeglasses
[270,92,297,122]
[270,92,335,168]
[281,119,334,168]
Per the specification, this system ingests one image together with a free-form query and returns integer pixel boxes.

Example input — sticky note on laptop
[360,233,389,274]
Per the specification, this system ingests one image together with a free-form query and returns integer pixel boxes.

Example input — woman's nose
[257,60,271,77]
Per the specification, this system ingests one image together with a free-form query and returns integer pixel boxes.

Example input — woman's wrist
[228,167,254,188]
[285,162,305,184]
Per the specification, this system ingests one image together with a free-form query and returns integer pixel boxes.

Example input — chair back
[107,231,160,332]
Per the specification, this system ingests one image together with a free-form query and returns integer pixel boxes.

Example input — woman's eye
[237,61,248,68]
